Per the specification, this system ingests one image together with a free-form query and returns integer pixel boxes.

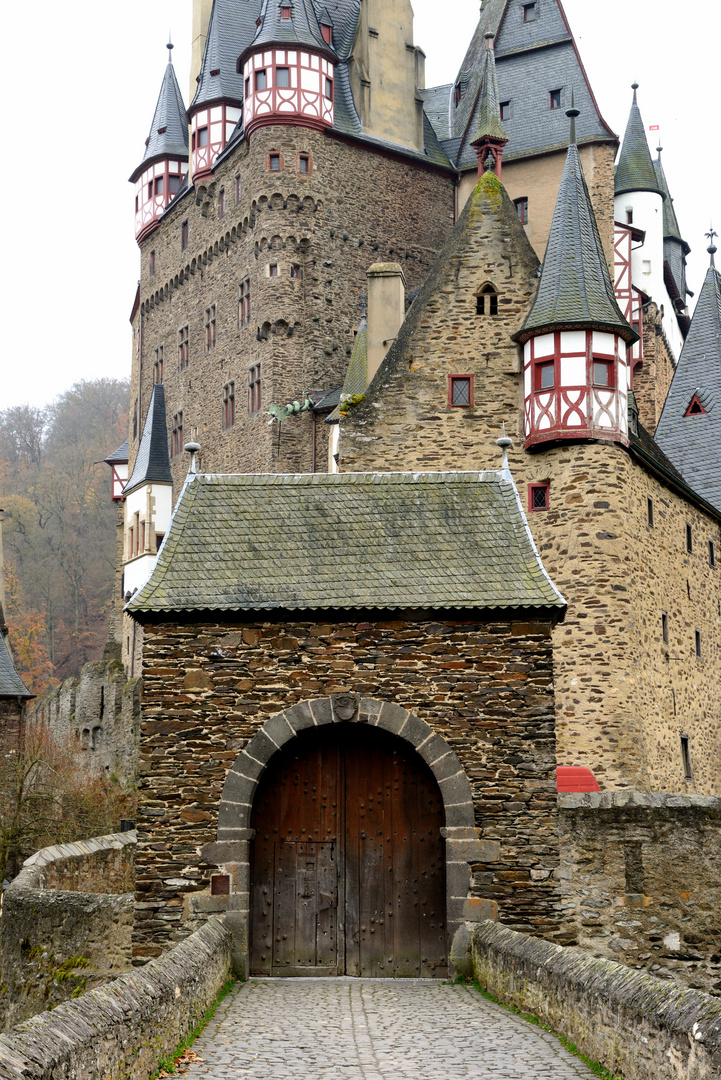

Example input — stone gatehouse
[128,469,566,973]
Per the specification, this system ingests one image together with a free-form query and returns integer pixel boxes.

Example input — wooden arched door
[249,724,447,977]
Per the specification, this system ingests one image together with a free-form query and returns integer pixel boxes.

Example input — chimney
[366,263,405,382]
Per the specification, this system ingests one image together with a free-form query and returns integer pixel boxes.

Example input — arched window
[477,283,498,316]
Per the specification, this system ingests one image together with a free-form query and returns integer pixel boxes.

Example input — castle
[102,0,721,973]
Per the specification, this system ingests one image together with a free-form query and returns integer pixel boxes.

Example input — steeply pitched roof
[435,0,615,170]
[653,148,685,245]
[132,50,188,183]
[655,265,721,513]
[192,0,258,111]
[124,385,173,497]
[127,472,566,617]
[0,620,32,699]
[614,85,664,198]
[327,316,367,422]
[517,110,635,343]
[244,0,336,60]
[104,440,129,466]
[472,34,507,145]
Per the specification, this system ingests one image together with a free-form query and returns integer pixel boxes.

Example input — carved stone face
[332,694,358,721]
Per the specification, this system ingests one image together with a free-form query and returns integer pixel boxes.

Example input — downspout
[312,411,317,473]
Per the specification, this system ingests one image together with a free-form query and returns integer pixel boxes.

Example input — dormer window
[550,88,562,110]
[523,2,537,21]
[321,24,332,44]
[685,394,707,416]
[500,100,512,121]
[455,84,462,106]
[280,5,292,18]
[256,70,268,92]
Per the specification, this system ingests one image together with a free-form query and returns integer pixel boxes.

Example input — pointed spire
[124,384,173,497]
[247,0,336,58]
[653,144,685,244]
[615,83,665,198]
[471,33,507,177]
[707,226,718,268]
[132,45,189,178]
[327,317,368,422]
[192,0,246,111]
[517,104,636,343]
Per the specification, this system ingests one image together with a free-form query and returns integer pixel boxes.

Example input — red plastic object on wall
[556,766,601,793]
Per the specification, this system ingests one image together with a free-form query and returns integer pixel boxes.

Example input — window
[239,278,251,327]
[325,77,333,100]
[593,359,614,387]
[514,197,528,224]
[149,250,155,277]
[223,382,235,430]
[178,325,189,371]
[153,346,164,384]
[205,304,216,352]
[218,188,225,218]
[476,284,498,316]
[448,375,473,408]
[235,175,241,203]
[686,523,693,553]
[172,411,184,457]
[135,195,139,212]
[685,394,707,416]
[276,66,290,88]
[256,70,267,92]
[154,176,164,196]
[500,100,511,121]
[298,154,310,173]
[245,76,250,97]
[523,2,537,21]
[626,209,633,225]
[695,630,702,659]
[169,174,181,195]
[198,126,209,147]
[248,364,262,414]
[550,88,562,110]
[680,736,693,781]
[291,264,302,279]
[269,263,279,277]
[535,360,555,391]
[455,83,462,106]
[709,539,716,569]
[662,611,668,644]
[280,4,292,17]
[321,23,332,44]
[529,484,550,512]
[647,497,654,527]
[269,153,281,171]
[181,220,189,251]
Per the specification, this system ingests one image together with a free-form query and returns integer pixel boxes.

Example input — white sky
[2,0,718,410]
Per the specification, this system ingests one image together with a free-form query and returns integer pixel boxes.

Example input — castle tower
[122,385,174,597]
[130,44,189,243]
[240,0,338,137]
[654,144,692,330]
[516,103,637,449]
[188,0,245,180]
[470,33,507,179]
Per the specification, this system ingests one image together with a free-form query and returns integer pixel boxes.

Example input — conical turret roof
[472,34,507,145]
[131,47,188,182]
[655,261,721,513]
[517,108,636,343]
[653,147,687,247]
[615,84,664,198]
[242,0,337,62]
[124,385,173,497]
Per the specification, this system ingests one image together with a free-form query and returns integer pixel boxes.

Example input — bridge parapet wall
[453,920,721,1080]
[0,918,232,1079]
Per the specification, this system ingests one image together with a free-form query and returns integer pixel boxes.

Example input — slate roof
[473,35,507,144]
[192,0,259,110]
[517,114,635,344]
[655,265,721,514]
[244,0,336,61]
[614,86,664,198]
[0,624,32,699]
[433,0,616,171]
[132,52,189,181]
[653,148,691,309]
[124,385,173,497]
[327,316,368,422]
[127,472,566,617]
[105,440,129,466]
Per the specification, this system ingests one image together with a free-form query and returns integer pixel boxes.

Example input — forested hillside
[0,380,130,693]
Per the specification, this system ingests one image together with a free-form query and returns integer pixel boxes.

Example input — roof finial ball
[167,34,174,55]
[184,441,201,475]
[496,423,514,474]
[566,89,580,145]
[707,226,718,268]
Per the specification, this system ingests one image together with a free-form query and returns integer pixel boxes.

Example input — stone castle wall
[633,300,678,436]
[133,614,560,960]
[558,793,721,996]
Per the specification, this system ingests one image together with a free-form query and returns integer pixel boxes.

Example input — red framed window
[248,364,262,414]
[172,411,184,457]
[223,382,235,430]
[280,5,292,18]
[593,358,615,388]
[276,66,290,88]
[205,304,216,352]
[534,359,555,391]
[269,153,281,171]
[529,483,550,512]
[178,325,189,371]
[448,375,473,408]
[153,346,164,384]
[514,197,529,225]
[239,278,251,327]
[181,219,189,251]
[256,70,267,92]
[291,264,302,279]
[550,88,562,110]
[321,23,332,44]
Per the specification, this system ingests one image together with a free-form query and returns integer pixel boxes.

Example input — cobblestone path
[177,978,598,1079]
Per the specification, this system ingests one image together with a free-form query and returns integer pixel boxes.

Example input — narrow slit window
[181,220,189,251]
[695,629,701,658]
[223,382,235,430]
[661,611,668,645]
[709,539,716,569]
[248,364,262,414]
[205,304,217,352]
[218,188,225,218]
[647,497,654,527]
[686,523,693,553]
[514,197,528,224]
[680,736,692,781]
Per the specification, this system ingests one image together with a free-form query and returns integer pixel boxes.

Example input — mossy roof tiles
[0,623,32,699]
[614,87,664,198]
[128,471,566,616]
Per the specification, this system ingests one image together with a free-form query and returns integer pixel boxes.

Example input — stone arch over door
[202,696,498,979]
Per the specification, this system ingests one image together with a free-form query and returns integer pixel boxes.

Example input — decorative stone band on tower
[241,48,335,136]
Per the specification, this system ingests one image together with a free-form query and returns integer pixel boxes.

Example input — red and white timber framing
[614,223,645,379]
[134,159,188,243]
[190,105,242,180]
[243,48,334,136]
[523,329,630,448]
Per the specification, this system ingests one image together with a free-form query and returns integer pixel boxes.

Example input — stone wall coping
[469,921,721,1051]
[0,918,232,1080]
[559,791,721,811]
[10,831,137,894]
